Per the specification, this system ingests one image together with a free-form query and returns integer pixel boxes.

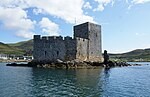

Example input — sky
[0,0,150,53]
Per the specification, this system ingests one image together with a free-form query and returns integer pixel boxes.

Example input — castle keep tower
[74,22,102,62]
[33,22,102,62]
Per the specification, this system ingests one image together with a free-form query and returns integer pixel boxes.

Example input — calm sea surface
[0,62,150,97]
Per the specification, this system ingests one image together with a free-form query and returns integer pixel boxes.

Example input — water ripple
[0,62,150,97]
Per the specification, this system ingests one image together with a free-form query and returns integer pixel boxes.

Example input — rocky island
[6,22,143,68]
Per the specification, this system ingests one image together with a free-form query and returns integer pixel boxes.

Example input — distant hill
[8,40,33,55]
[110,48,150,61]
[8,40,33,51]
[0,42,24,55]
[0,40,33,55]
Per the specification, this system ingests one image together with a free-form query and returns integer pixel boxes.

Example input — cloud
[135,32,147,36]
[0,7,34,30]
[135,33,139,36]
[29,0,95,24]
[0,0,95,32]
[126,0,129,3]
[0,0,29,9]
[93,0,150,11]
[128,0,150,9]
[39,17,59,36]
[131,0,150,4]
[93,4,104,11]
[83,2,92,9]
[15,30,34,38]
[0,0,95,24]
[0,7,35,38]
[93,0,114,11]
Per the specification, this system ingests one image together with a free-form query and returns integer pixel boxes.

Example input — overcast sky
[0,0,150,53]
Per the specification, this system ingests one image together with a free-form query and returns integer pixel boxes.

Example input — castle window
[56,51,59,57]
[45,51,47,57]
[96,33,98,37]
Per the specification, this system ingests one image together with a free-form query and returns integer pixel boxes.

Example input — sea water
[0,62,150,97]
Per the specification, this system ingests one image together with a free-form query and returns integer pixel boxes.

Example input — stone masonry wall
[74,22,103,62]
[74,22,88,39]
[33,35,66,62]
[33,35,79,62]
[88,23,103,62]
[64,36,76,61]
[75,37,88,61]
[33,22,103,62]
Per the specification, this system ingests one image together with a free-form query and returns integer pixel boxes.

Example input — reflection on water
[0,62,150,97]
[0,63,33,97]
[103,68,111,78]
[30,68,104,97]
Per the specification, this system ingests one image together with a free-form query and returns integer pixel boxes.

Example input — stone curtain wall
[33,22,103,62]
[33,35,78,62]
[64,36,76,61]
[33,35,66,62]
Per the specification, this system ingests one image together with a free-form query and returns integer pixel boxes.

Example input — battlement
[34,35,41,40]
[42,36,47,40]
[34,35,77,43]
[64,36,75,41]
[34,35,64,41]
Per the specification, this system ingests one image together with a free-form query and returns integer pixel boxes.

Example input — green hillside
[9,39,33,51]
[0,40,33,55]
[110,48,150,61]
[8,39,33,55]
[0,42,24,55]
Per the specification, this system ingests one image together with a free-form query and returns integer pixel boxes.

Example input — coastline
[1,58,150,63]
[6,60,143,69]
[0,59,31,63]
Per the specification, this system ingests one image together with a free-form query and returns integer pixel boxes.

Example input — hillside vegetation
[0,42,24,55]
[0,40,150,61]
[0,40,33,55]
[8,40,33,55]
[110,48,150,61]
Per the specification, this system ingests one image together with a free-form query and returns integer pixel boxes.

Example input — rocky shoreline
[6,60,143,69]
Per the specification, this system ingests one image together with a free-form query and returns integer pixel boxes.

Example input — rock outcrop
[6,60,142,69]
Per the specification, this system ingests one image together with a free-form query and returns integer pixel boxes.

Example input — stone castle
[33,22,103,62]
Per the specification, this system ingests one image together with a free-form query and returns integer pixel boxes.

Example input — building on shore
[33,22,103,62]
[0,54,8,60]
[0,53,33,61]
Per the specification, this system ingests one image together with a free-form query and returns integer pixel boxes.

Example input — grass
[0,42,25,55]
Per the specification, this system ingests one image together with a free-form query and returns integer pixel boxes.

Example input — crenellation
[42,36,47,40]
[33,22,103,62]
[34,35,41,40]
[48,36,55,41]
[64,36,73,40]
[56,36,63,41]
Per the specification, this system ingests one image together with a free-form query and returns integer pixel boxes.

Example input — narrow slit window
[57,51,59,57]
